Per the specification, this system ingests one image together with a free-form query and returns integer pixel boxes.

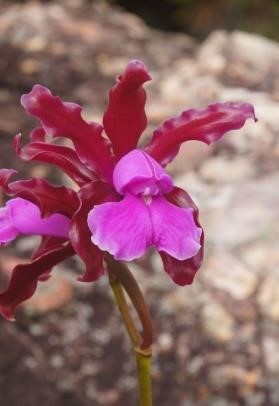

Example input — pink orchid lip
[113,149,173,196]
[88,149,201,263]
[88,194,202,262]
[0,205,19,245]
[0,198,70,244]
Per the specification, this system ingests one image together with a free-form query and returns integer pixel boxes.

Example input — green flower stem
[109,272,141,347]
[135,348,153,406]
[106,255,153,349]
[106,255,153,406]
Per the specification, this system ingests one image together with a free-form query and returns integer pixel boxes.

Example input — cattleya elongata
[0,60,256,320]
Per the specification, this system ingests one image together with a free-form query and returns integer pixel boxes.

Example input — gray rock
[203,173,279,247]
[202,302,236,342]
[199,30,279,91]
[205,252,257,300]
[263,336,279,374]
[200,156,255,184]
[258,275,279,321]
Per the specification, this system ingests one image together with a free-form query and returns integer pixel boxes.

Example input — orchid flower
[0,60,256,321]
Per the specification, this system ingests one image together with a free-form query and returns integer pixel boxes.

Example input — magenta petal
[88,193,201,262]
[21,85,114,181]
[88,194,152,261]
[144,102,256,166]
[6,198,70,238]
[103,60,151,158]
[150,196,202,260]
[113,149,173,195]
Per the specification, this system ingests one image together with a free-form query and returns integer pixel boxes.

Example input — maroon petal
[0,169,17,189]
[21,85,114,181]
[14,130,96,186]
[0,242,74,320]
[145,102,256,166]
[0,169,79,217]
[31,236,68,281]
[160,187,204,286]
[103,60,151,158]
[69,181,118,282]
[32,236,67,260]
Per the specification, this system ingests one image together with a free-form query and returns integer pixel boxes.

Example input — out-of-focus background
[0,0,278,405]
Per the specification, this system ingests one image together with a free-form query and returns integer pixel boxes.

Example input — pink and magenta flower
[0,60,256,320]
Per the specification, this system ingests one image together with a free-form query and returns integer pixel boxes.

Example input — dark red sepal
[160,187,204,285]
[69,181,118,282]
[145,102,256,166]
[0,169,17,189]
[0,242,74,320]
[21,85,114,181]
[31,236,68,281]
[103,60,151,158]
[14,130,96,186]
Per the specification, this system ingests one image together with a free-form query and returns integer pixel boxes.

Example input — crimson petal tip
[122,60,152,84]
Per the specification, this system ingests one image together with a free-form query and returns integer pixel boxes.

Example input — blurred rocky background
[0,0,278,405]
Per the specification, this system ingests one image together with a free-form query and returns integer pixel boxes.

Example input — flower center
[113,149,173,196]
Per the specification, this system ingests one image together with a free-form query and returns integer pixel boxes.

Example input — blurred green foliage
[110,0,279,40]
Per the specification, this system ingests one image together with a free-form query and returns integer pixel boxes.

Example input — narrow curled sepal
[0,169,79,217]
[31,236,68,281]
[103,60,151,158]
[0,243,74,320]
[13,131,96,186]
[21,85,114,180]
[70,181,117,282]
[145,102,257,166]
